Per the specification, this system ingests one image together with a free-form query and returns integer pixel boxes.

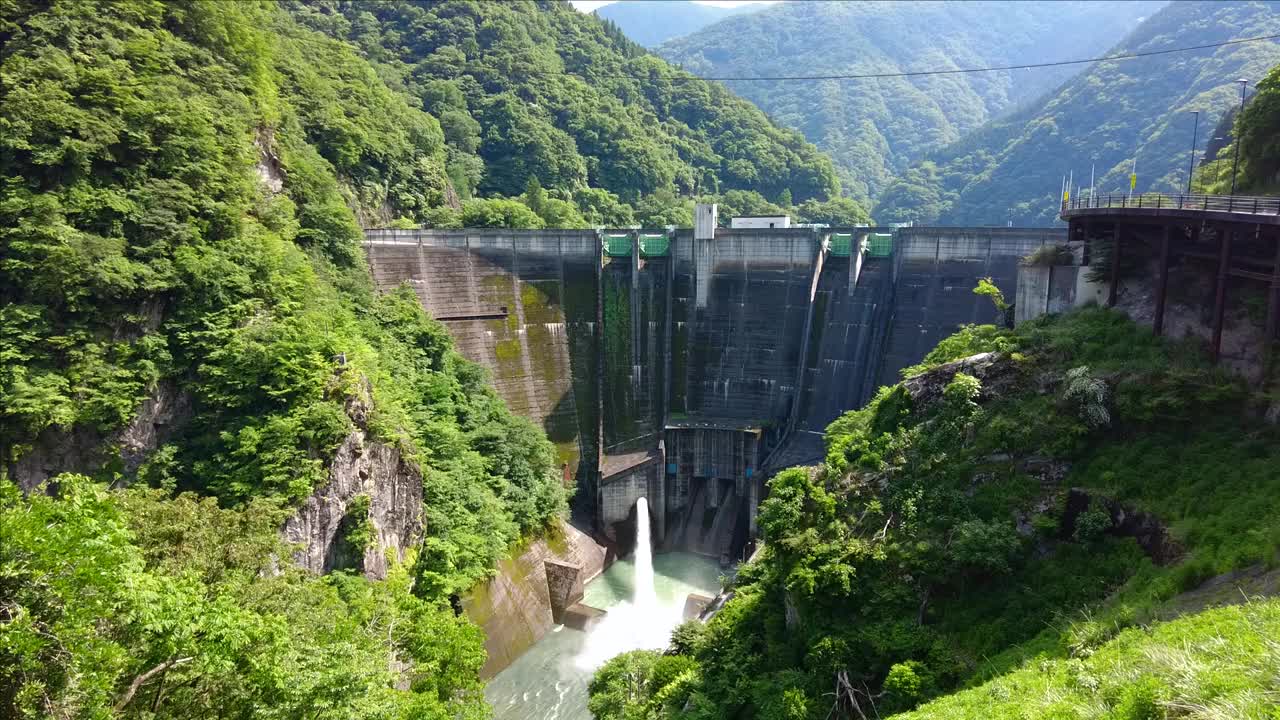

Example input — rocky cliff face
[8,380,191,492]
[283,384,425,580]
[902,351,1019,408]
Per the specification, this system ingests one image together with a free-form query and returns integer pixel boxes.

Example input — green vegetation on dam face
[588,308,1280,719]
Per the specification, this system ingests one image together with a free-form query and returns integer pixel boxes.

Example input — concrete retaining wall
[461,520,606,678]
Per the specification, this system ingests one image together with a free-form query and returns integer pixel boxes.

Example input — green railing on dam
[829,233,854,257]
[604,233,632,257]
[639,233,670,257]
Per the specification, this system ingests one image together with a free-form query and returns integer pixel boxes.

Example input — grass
[893,599,1280,720]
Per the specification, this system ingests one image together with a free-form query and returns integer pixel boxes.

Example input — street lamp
[1230,78,1248,195]
[1187,110,1199,195]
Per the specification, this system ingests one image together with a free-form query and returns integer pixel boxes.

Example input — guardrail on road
[1063,193,1280,216]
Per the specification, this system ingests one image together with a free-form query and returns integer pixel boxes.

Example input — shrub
[1064,366,1110,428]
[1074,504,1113,544]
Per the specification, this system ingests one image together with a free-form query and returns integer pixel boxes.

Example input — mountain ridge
[876,0,1280,226]
[657,0,1165,204]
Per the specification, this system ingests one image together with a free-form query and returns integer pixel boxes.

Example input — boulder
[901,352,1019,408]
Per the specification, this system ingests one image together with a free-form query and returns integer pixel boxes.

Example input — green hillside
[658,0,1163,204]
[291,0,840,221]
[595,0,757,48]
[0,1,566,716]
[589,308,1280,719]
[1,0,852,713]
[1199,60,1280,194]
[877,0,1280,227]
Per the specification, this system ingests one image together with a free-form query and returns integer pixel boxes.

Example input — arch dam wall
[364,225,1063,558]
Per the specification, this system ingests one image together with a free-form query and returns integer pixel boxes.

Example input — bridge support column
[1081,221,1092,266]
[1153,224,1172,336]
[1107,224,1121,307]
[1211,226,1232,362]
[1267,234,1280,353]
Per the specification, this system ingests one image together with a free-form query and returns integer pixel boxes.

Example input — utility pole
[1186,110,1199,195]
[1230,78,1248,195]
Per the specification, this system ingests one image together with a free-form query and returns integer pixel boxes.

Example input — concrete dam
[365,223,1063,559]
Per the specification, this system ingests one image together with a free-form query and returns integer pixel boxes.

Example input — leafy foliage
[1218,61,1280,194]
[292,0,840,213]
[0,476,488,719]
[1,2,575,716]
[590,307,1280,719]
[894,600,1280,720]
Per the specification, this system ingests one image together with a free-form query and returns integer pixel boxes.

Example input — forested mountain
[589,308,1280,719]
[877,0,1280,227]
[0,1,564,716]
[1200,59,1280,194]
[291,0,840,224]
[594,0,759,48]
[658,1,1164,204]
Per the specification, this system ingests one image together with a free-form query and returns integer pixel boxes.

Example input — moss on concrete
[495,338,521,361]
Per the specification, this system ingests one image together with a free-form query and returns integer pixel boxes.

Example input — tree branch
[114,656,193,712]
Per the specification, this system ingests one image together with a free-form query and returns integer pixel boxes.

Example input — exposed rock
[1017,456,1072,486]
[8,380,191,492]
[254,126,284,194]
[1156,564,1280,621]
[1061,488,1183,564]
[8,424,112,493]
[282,388,424,580]
[1013,497,1057,538]
[901,352,1019,408]
[118,380,192,474]
[1116,261,1268,384]
[784,591,802,630]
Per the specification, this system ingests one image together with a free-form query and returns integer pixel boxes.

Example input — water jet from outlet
[573,497,670,670]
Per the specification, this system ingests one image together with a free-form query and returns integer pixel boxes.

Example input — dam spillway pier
[365,220,1063,557]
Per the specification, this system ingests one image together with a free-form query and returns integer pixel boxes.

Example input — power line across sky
[575,33,1280,82]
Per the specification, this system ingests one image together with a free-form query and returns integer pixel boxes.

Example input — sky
[570,0,779,12]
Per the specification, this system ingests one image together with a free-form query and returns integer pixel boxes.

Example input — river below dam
[486,540,725,720]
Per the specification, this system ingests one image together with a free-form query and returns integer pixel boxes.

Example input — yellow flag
[1130,173,1137,190]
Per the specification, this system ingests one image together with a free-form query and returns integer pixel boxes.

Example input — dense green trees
[589,308,1280,719]
[877,2,1280,226]
[658,1,1163,206]
[289,0,840,221]
[1202,61,1280,194]
[1,1,572,715]
[1,476,489,719]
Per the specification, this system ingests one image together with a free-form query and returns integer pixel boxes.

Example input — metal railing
[1063,192,1280,215]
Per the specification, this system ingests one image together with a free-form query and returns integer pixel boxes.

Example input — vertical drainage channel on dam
[485,498,727,720]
